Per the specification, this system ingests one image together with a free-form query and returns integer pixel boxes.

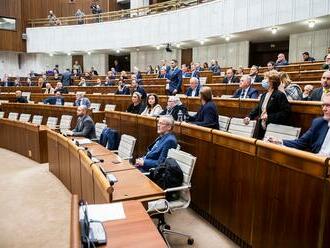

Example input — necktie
[240,89,245,98]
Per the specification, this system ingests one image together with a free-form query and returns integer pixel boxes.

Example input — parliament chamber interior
[1,0,330,247]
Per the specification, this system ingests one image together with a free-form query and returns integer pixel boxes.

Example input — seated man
[130,79,146,100]
[15,90,28,103]
[44,83,55,94]
[43,91,64,105]
[209,59,221,75]
[181,64,191,78]
[302,84,314,101]
[302,52,315,62]
[322,54,330,70]
[159,95,188,121]
[249,65,263,83]
[135,115,177,172]
[275,53,289,66]
[54,82,68,94]
[185,77,200,97]
[267,93,330,156]
[66,105,96,139]
[74,92,91,108]
[310,71,330,101]
[158,66,168,79]
[232,75,259,99]
[223,68,240,84]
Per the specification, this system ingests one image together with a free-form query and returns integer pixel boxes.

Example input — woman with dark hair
[127,92,146,114]
[202,62,209,71]
[188,86,219,129]
[243,70,291,139]
[141,94,163,116]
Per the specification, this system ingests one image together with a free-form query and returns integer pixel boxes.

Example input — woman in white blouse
[141,94,163,116]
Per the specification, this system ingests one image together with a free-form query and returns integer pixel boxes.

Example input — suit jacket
[232,87,259,99]
[275,60,289,66]
[168,67,182,93]
[223,76,240,84]
[43,96,64,105]
[132,86,147,100]
[185,86,200,97]
[310,87,323,101]
[74,97,91,108]
[0,81,14,87]
[283,117,329,153]
[127,102,146,114]
[209,65,221,75]
[249,90,291,138]
[141,132,177,171]
[55,87,68,94]
[115,85,130,95]
[251,75,263,83]
[72,115,96,139]
[61,71,72,86]
[191,70,200,79]
[189,101,219,129]
[15,96,28,103]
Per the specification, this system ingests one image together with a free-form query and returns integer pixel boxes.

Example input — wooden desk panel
[68,141,83,198]
[105,111,121,132]
[136,115,157,157]
[96,154,135,172]
[111,169,164,202]
[79,149,95,204]
[119,112,138,159]
[57,134,72,191]
[214,98,240,117]
[47,129,60,177]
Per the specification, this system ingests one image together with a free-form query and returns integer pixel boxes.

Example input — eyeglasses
[322,77,330,80]
[158,122,169,125]
[322,103,330,108]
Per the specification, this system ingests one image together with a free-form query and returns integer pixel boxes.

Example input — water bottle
[177,110,183,122]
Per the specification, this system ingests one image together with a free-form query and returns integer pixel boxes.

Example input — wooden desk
[96,154,135,172]
[71,195,167,248]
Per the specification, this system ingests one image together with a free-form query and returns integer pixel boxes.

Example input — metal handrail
[28,0,215,27]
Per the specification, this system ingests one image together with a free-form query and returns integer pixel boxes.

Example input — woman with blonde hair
[279,72,302,100]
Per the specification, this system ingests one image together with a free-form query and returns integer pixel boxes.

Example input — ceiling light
[87,51,91,55]
[176,43,181,48]
[49,53,53,57]
[308,20,316,28]
[271,27,278,34]
[136,48,140,52]
[156,45,160,50]
[200,40,205,45]
[116,49,120,53]
[224,35,231,41]
[67,52,71,56]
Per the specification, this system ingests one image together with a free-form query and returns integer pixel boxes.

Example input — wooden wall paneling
[322,166,330,248]
[180,122,213,213]
[114,95,131,112]
[47,129,60,177]
[68,140,82,198]
[136,115,158,158]
[105,110,121,132]
[238,99,259,118]
[211,130,256,245]
[186,97,201,112]
[57,133,72,191]
[119,112,138,159]
[252,141,327,248]
[79,149,95,204]
[213,98,240,117]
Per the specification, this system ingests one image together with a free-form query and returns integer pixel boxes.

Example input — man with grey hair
[159,95,188,121]
[74,92,91,108]
[66,105,96,139]
[135,115,177,171]
[232,75,259,99]
[185,77,200,97]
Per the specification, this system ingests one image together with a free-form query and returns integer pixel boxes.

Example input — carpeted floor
[0,148,237,248]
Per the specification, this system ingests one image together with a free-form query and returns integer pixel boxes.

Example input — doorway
[109,54,130,72]
[72,55,84,72]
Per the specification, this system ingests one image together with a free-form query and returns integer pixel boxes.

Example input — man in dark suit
[185,77,200,97]
[275,53,289,66]
[43,91,65,105]
[54,82,69,94]
[190,63,200,79]
[223,68,240,84]
[61,69,72,86]
[310,71,330,101]
[15,91,28,103]
[267,94,330,156]
[249,65,263,83]
[166,59,182,95]
[66,105,96,139]
[130,79,146,100]
[232,75,259,99]
[135,115,177,172]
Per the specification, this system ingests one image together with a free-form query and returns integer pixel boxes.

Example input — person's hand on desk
[65,130,74,136]
[135,158,144,167]
[264,136,283,145]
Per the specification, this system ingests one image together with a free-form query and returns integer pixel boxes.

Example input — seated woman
[279,72,302,100]
[187,86,219,129]
[243,70,291,139]
[141,93,163,117]
[126,92,146,114]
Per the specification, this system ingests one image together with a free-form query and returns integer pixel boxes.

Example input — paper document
[75,138,92,145]
[79,202,126,222]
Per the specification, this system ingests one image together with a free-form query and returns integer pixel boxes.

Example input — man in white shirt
[267,93,330,156]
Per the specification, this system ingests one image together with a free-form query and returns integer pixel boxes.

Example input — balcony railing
[28,0,215,27]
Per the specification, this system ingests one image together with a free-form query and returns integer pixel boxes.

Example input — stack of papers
[75,138,92,145]
[79,202,126,222]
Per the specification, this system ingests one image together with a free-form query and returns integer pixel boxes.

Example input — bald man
[66,105,96,139]
[310,71,330,101]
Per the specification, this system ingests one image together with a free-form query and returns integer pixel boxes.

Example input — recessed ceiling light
[200,40,205,45]
[224,35,231,41]
[49,53,53,57]
[136,48,140,52]
[87,51,91,55]
[271,27,278,34]
[67,52,71,56]
[176,43,181,48]
[156,45,160,50]
[308,20,316,28]
[116,49,120,53]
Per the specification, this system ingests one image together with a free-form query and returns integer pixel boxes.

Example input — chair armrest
[143,172,150,176]
[112,150,118,153]
[90,138,98,142]
[164,184,190,193]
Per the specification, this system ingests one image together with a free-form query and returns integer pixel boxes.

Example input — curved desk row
[104,111,330,248]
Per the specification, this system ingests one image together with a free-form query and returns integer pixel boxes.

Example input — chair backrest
[22,92,31,101]
[0,100,9,105]
[118,134,136,160]
[218,115,231,131]
[32,115,43,125]
[46,117,58,129]
[264,123,301,140]
[59,115,73,132]
[90,103,101,112]
[104,104,116,111]
[8,112,19,120]
[64,102,74,106]
[199,77,207,85]
[95,122,107,141]
[18,113,31,122]
[220,95,233,99]
[167,148,197,186]
[0,111,4,118]
[38,102,44,104]
[188,111,197,116]
[92,93,102,95]
[228,117,256,138]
